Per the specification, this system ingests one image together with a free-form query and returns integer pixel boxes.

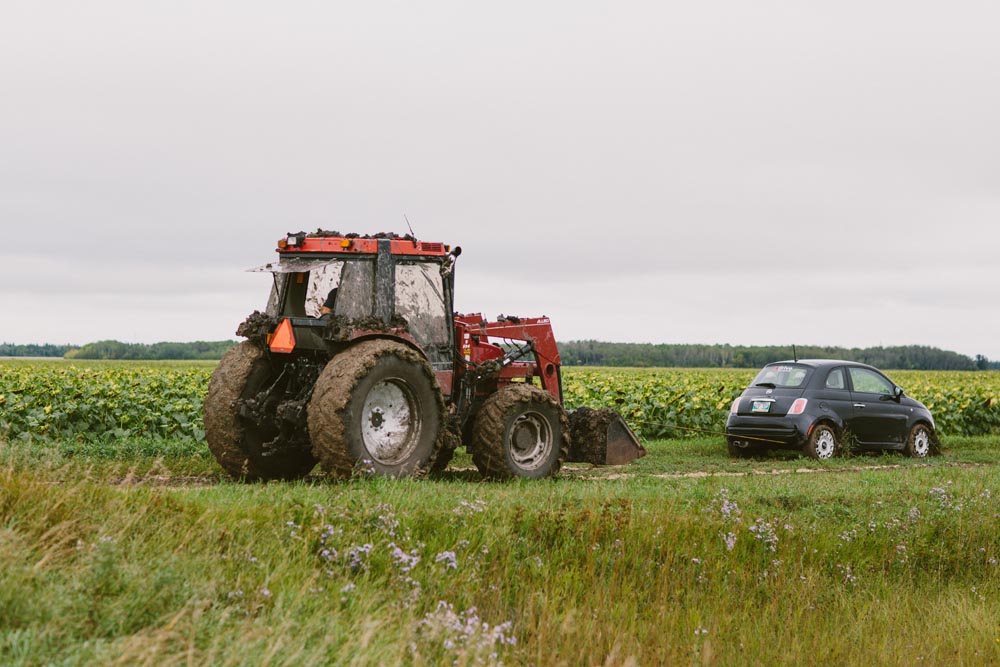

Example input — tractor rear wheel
[471,384,569,480]
[307,340,445,478]
[204,342,317,481]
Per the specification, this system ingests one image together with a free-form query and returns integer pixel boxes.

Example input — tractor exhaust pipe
[566,407,647,465]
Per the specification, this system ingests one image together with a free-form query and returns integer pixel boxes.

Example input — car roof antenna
[793,344,798,362]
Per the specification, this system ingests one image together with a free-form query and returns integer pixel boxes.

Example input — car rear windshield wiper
[754,382,776,388]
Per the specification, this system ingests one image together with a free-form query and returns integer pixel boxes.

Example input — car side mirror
[879,386,904,402]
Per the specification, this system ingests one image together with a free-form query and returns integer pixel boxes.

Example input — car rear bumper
[725,416,807,447]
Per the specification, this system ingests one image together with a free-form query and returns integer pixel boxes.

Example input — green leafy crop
[1,362,998,443]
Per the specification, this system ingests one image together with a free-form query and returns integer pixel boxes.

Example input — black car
[725,360,937,459]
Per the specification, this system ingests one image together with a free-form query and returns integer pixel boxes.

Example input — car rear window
[751,364,812,388]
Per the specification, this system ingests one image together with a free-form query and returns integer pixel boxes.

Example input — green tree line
[63,340,238,361]
[559,341,997,371]
[4,339,998,369]
[0,343,79,358]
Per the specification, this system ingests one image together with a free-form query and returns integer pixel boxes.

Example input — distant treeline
[3,339,998,369]
[64,340,238,361]
[559,341,999,371]
[0,343,79,357]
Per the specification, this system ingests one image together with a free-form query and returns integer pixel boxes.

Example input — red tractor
[204,231,645,480]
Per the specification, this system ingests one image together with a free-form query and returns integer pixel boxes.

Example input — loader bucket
[567,407,647,465]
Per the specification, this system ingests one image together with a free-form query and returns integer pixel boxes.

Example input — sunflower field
[0,361,209,442]
[1,361,999,443]
[562,367,1000,439]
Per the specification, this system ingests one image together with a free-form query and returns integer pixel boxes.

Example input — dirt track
[98,460,993,488]
[562,461,991,481]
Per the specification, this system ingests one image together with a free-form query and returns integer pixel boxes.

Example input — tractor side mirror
[441,247,462,277]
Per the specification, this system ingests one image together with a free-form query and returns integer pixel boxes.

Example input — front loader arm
[469,314,645,466]
[479,316,562,401]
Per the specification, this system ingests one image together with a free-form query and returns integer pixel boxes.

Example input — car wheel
[803,424,838,460]
[904,423,933,458]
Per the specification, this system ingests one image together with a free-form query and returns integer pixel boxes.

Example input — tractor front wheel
[307,340,445,478]
[203,341,317,481]
[471,384,569,480]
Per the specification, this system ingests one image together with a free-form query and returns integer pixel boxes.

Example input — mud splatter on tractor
[204,231,645,481]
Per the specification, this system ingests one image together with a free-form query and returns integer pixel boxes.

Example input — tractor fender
[328,332,454,406]
[340,331,428,361]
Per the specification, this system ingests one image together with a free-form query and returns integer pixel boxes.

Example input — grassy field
[1,360,999,665]
[2,432,999,666]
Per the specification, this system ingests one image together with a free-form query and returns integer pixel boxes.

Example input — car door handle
[853,404,866,409]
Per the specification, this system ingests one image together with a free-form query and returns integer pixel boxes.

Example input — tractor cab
[248,232,458,372]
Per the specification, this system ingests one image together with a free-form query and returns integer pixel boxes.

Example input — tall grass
[1,435,999,666]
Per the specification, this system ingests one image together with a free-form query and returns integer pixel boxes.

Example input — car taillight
[788,398,808,415]
[730,398,741,415]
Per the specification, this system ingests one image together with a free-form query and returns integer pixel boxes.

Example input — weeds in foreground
[1,449,999,666]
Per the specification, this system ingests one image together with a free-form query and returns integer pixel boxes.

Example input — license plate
[751,400,772,413]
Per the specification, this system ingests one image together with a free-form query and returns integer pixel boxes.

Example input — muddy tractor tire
[307,340,445,478]
[471,384,569,480]
[204,342,318,481]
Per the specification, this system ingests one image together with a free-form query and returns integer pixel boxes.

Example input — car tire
[803,424,839,460]
[904,423,934,458]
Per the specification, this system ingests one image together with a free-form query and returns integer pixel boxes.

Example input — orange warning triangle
[269,318,296,353]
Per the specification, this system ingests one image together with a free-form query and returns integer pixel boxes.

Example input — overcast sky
[2,1,998,359]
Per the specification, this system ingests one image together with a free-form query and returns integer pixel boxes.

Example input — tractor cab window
[265,281,281,316]
[333,260,375,318]
[274,263,348,318]
[287,260,373,319]
[257,258,374,319]
[304,263,344,317]
[395,261,451,353]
